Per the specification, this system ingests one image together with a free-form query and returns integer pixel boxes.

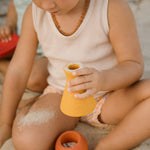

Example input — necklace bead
[51,0,89,36]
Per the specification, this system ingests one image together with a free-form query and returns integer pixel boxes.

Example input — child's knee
[12,131,51,150]
[12,131,35,150]
[27,74,44,91]
[12,110,55,150]
[12,122,52,150]
[127,79,150,103]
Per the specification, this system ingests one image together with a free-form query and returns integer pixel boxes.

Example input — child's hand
[0,25,15,42]
[67,67,103,99]
[0,123,12,148]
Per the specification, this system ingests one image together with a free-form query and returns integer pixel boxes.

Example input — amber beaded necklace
[51,0,89,36]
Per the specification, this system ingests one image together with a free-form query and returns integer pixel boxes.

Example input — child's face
[32,0,81,15]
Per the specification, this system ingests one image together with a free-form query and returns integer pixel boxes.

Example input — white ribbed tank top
[32,0,118,97]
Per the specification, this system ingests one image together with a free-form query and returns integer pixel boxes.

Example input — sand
[0,0,150,149]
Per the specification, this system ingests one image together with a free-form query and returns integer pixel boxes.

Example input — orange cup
[60,62,96,117]
[55,130,88,150]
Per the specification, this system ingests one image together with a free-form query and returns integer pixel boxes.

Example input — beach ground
[0,0,150,149]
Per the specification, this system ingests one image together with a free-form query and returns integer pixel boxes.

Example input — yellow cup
[60,63,96,117]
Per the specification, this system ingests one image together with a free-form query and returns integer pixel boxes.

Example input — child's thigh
[12,93,79,150]
[100,79,150,125]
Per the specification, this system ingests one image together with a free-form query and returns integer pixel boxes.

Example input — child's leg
[26,57,49,92]
[95,79,150,150]
[0,59,10,73]
[0,57,48,92]
[12,93,79,150]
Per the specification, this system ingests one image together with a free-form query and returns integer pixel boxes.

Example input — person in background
[0,0,48,92]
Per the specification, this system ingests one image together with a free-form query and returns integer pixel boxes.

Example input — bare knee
[12,93,79,150]
[12,123,53,150]
[27,58,48,92]
[12,131,36,150]
[126,79,150,103]
[27,72,47,92]
[100,80,150,125]
[12,106,53,150]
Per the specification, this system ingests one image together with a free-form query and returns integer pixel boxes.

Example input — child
[0,0,150,149]
[0,0,48,92]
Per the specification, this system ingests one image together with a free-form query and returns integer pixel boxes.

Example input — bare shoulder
[107,0,143,64]
[23,3,32,19]
[21,3,36,36]
[108,0,130,11]
[17,3,38,54]
[108,0,135,30]
[108,0,133,16]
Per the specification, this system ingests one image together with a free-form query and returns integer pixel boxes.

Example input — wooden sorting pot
[55,130,88,150]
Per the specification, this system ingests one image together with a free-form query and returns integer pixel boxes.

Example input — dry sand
[0,0,150,149]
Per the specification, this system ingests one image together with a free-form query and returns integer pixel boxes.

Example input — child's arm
[0,0,17,41]
[0,4,38,126]
[100,0,143,89]
[68,0,144,99]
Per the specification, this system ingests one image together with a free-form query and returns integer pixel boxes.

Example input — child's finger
[67,82,93,93]
[3,28,12,41]
[74,89,96,99]
[68,74,93,87]
[0,26,12,41]
[72,67,94,76]
[0,31,9,42]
